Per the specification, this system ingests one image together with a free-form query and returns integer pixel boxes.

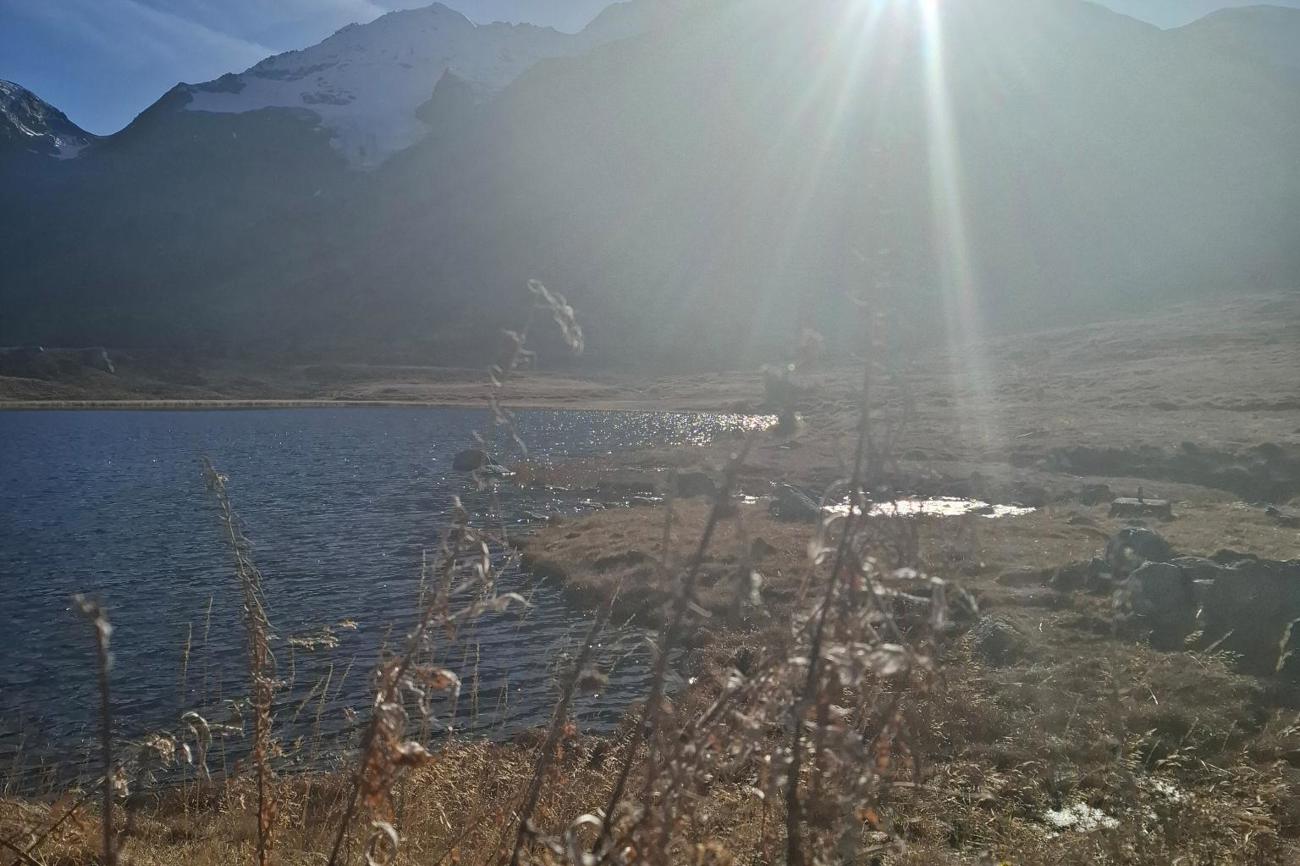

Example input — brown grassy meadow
[3,293,1299,865]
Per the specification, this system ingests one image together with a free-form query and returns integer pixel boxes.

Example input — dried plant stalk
[785,354,875,866]
[73,594,117,866]
[203,460,278,866]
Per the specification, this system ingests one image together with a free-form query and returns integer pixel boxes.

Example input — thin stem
[73,595,117,866]
[204,461,276,866]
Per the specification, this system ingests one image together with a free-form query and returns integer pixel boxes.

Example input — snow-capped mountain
[2,0,1297,366]
[179,2,644,168]
[0,80,95,159]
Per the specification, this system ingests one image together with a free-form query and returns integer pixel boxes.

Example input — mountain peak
[0,80,94,159]
[178,1,647,168]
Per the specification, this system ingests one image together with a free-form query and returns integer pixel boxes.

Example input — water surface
[0,407,765,787]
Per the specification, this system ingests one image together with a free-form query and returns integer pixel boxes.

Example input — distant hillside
[1170,5,1300,76]
[1096,0,1300,28]
[1,0,1297,367]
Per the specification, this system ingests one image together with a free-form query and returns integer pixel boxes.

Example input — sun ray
[736,0,913,359]
[917,0,1003,452]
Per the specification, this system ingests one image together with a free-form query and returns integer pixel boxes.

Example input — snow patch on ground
[1043,802,1121,833]
[825,497,1037,519]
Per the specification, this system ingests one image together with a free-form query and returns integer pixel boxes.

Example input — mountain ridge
[0,80,96,159]
[1095,0,1300,27]
[173,0,648,167]
[1,0,1297,368]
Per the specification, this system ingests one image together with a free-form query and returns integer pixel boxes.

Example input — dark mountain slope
[1,0,1297,366]
[256,0,1300,364]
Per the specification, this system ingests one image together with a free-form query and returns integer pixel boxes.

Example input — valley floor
[0,353,766,412]
[4,292,1299,863]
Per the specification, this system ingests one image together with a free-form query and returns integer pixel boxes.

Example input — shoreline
[0,397,769,413]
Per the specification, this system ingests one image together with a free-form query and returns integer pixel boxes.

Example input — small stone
[970,617,1028,666]
[768,483,821,522]
[1109,497,1174,520]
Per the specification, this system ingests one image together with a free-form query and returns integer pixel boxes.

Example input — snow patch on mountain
[0,79,95,158]
[182,2,642,168]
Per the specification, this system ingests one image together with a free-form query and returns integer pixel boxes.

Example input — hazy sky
[0,0,612,135]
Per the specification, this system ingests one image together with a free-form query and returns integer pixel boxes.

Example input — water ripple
[0,407,769,787]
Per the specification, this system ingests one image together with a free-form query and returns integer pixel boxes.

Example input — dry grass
[8,494,1296,863]
[521,497,1298,625]
[512,488,1300,863]
[522,501,812,627]
[0,741,628,866]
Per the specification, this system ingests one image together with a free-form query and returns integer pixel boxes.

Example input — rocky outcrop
[1126,561,1197,648]
[1109,497,1173,520]
[1047,443,1300,503]
[1266,506,1300,528]
[1059,527,1300,676]
[1199,556,1300,676]
[1105,527,1174,578]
